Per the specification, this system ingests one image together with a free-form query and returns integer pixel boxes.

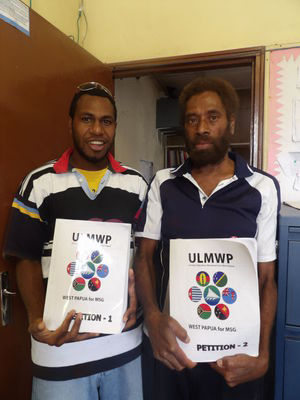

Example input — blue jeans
[32,356,143,400]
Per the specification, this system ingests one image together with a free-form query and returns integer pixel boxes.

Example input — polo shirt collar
[172,151,253,178]
[53,148,127,174]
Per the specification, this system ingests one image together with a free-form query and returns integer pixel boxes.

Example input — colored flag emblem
[196,271,210,287]
[215,304,230,320]
[91,250,103,264]
[188,286,202,302]
[67,262,77,276]
[97,264,109,278]
[203,285,220,306]
[213,271,228,287]
[81,261,95,279]
[88,277,101,291]
[222,287,237,304]
[197,303,211,319]
[73,277,85,291]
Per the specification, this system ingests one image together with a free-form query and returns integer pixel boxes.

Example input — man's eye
[81,116,92,123]
[209,114,218,122]
[102,119,113,126]
[187,117,198,126]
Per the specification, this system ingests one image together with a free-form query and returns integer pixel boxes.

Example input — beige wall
[82,0,300,63]
[115,77,164,174]
[26,0,300,64]
[23,0,77,41]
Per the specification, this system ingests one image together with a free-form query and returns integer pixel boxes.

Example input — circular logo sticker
[188,286,202,302]
[215,304,230,320]
[91,250,103,264]
[88,277,101,291]
[197,303,211,319]
[222,287,237,304]
[81,261,95,279]
[73,277,85,291]
[213,271,228,287]
[97,264,109,278]
[67,262,77,276]
[203,285,220,306]
[196,271,210,287]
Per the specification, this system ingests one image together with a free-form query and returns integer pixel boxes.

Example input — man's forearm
[134,238,196,370]
[16,259,45,325]
[134,238,160,320]
[258,261,277,362]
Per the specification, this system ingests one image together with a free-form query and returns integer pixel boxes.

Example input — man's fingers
[58,310,76,332]
[56,332,99,347]
[127,269,137,310]
[172,346,196,370]
[210,361,224,375]
[128,268,135,287]
[53,310,79,346]
[123,269,137,326]
[28,312,100,347]
[161,351,185,371]
[157,351,180,370]
[217,354,247,370]
[156,330,195,370]
[156,345,196,371]
[29,318,45,334]
[67,312,82,337]
[169,317,190,344]
[123,306,135,322]
[73,332,100,342]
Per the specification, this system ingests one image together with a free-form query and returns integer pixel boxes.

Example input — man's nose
[197,117,209,133]
[90,120,103,135]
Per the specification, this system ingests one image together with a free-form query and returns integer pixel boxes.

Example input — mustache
[190,134,213,145]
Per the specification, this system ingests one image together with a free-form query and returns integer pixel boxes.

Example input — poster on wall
[268,47,300,204]
[169,237,260,362]
[0,0,30,36]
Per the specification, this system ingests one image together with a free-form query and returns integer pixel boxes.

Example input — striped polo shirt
[4,148,148,380]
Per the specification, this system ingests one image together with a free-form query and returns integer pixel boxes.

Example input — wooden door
[0,10,113,399]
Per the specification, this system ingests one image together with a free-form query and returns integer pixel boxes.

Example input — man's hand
[122,268,137,331]
[29,310,99,347]
[146,311,197,371]
[210,353,268,387]
[134,238,196,370]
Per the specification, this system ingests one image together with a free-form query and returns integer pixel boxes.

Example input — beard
[185,126,231,168]
[72,130,108,164]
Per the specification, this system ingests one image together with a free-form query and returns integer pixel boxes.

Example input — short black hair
[179,77,239,123]
[69,87,117,120]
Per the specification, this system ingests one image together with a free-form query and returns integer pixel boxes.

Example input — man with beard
[134,77,280,400]
[4,82,147,400]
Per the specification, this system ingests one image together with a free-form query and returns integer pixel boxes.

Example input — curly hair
[179,77,239,123]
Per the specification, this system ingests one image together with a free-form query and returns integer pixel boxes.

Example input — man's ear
[229,116,235,135]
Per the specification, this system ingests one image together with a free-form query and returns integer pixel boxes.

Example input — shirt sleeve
[256,175,281,263]
[135,173,163,240]
[3,174,48,261]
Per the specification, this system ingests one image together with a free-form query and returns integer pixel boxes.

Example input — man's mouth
[88,140,105,151]
[192,139,212,149]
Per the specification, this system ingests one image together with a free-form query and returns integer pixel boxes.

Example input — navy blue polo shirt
[136,152,280,309]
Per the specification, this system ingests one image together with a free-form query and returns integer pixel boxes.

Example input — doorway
[109,47,264,174]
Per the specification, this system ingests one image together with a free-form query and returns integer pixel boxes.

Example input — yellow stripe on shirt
[12,201,42,221]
